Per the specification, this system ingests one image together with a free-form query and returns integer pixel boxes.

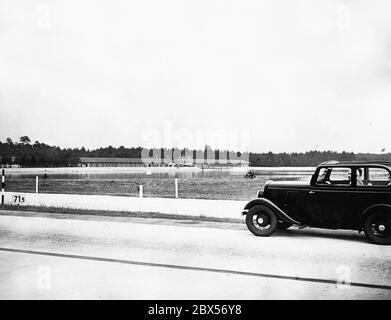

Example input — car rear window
[356,167,391,187]
[369,168,390,181]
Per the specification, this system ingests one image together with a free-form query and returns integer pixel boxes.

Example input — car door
[306,166,355,228]
[352,166,391,229]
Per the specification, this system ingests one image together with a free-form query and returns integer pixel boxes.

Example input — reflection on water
[9,171,228,179]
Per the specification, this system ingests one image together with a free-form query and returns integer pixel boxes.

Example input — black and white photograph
[0,0,391,304]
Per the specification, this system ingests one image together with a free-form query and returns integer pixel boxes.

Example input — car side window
[328,168,352,185]
[356,167,391,187]
[316,167,352,186]
[316,168,328,184]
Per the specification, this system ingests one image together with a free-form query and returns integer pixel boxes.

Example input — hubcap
[368,212,391,239]
[252,212,271,230]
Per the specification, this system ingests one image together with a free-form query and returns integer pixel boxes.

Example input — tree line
[249,151,391,167]
[0,136,390,167]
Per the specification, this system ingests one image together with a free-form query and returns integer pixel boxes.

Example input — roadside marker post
[36,176,39,194]
[175,178,178,198]
[1,169,5,205]
[139,185,143,198]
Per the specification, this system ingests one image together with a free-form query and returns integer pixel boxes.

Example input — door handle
[309,191,316,194]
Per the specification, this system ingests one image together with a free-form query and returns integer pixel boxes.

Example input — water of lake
[5,168,314,200]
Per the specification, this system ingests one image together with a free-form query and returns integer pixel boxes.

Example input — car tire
[245,205,278,237]
[363,210,391,245]
[278,221,293,230]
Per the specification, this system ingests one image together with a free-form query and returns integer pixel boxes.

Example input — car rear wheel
[245,205,278,236]
[278,221,293,229]
[363,211,391,245]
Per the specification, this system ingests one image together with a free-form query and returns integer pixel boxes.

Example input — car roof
[318,160,391,169]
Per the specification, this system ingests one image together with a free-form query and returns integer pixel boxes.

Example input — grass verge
[0,204,243,224]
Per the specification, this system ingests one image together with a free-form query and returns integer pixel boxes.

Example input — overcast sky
[1,0,391,153]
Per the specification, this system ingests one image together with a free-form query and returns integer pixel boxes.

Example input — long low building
[79,157,150,167]
[79,157,250,167]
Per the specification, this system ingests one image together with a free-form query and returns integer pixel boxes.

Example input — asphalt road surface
[0,211,390,299]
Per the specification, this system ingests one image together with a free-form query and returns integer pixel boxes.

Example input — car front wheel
[363,211,391,245]
[245,205,278,236]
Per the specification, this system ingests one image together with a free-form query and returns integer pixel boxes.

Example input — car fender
[242,197,303,226]
[360,204,391,226]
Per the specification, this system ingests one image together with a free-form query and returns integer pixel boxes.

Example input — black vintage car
[242,161,391,244]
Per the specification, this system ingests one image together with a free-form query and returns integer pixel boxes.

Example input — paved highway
[0,211,390,299]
